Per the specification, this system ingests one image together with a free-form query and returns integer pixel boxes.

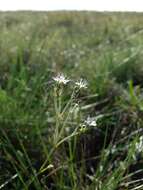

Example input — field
[1,11,143,189]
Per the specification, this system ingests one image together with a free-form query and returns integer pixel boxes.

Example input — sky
[0,0,143,12]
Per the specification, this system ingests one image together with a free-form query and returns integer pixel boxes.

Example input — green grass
[1,11,143,189]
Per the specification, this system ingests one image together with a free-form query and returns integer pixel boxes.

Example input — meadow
[1,11,143,189]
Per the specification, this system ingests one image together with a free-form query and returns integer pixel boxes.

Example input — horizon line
[0,9,143,13]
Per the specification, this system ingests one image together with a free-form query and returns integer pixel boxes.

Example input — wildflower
[75,79,88,89]
[84,116,97,127]
[53,74,70,85]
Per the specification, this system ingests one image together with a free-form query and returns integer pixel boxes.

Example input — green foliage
[1,11,143,189]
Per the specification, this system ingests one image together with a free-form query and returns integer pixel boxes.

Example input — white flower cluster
[53,73,88,89]
[75,79,88,89]
[84,116,97,127]
[53,74,70,85]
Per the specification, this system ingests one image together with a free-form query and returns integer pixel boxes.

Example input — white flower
[53,74,70,85]
[84,116,97,127]
[75,79,88,89]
